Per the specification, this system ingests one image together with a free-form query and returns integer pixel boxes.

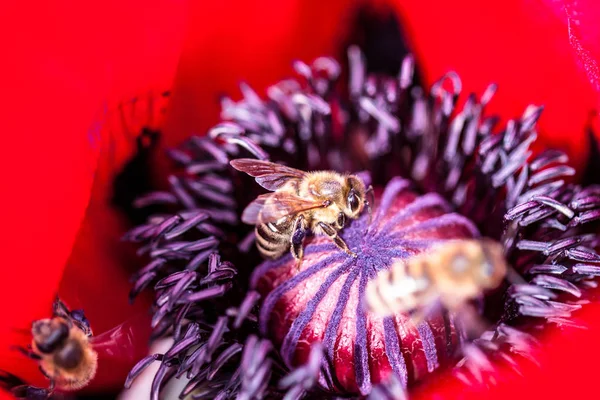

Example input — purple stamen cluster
[123,46,600,399]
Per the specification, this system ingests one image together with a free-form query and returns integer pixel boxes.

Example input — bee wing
[242,192,327,224]
[241,194,272,224]
[90,314,149,363]
[230,158,307,191]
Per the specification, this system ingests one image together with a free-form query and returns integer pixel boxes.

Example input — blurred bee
[3,298,142,399]
[10,298,97,398]
[230,158,372,264]
[366,239,507,325]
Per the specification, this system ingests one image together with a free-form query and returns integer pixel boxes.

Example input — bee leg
[36,368,57,398]
[52,296,70,319]
[52,297,74,329]
[10,385,51,400]
[46,377,55,396]
[38,366,51,381]
[53,297,92,336]
[291,215,307,269]
[69,309,93,337]
[12,345,41,360]
[0,370,51,400]
[317,222,356,257]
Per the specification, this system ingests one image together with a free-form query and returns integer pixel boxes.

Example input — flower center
[251,178,479,395]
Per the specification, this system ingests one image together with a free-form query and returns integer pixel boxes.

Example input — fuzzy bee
[366,239,507,325]
[9,298,97,398]
[230,158,372,264]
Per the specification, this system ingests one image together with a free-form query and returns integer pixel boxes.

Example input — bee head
[32,318,70,354]
[345,176,366,218]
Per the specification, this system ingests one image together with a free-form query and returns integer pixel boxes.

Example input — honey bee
[230,158,372,263]
[366,239,507,324]
[11,298,98,397]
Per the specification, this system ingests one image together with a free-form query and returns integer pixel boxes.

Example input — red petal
[394,0,599,173]
[0,0,187,389]
[164,0,353,143]
[58,1,188,391]
[0,1,101,383]
[414,303,600,399]
[0,391,13,400]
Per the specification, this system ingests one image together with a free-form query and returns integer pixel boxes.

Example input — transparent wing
[90,314,149,363]
[230,158,307,191]
[242,192,327,224]
[241,194,272,224]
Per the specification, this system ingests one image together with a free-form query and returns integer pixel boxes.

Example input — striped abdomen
[255,218,293,260]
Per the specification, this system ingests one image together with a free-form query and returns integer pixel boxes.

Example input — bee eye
[347,191,360,212]
[33,320,69,354]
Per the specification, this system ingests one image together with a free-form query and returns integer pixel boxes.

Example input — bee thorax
[53,340,84,370]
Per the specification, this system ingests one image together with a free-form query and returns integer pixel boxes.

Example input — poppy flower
[3,0,600,399]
